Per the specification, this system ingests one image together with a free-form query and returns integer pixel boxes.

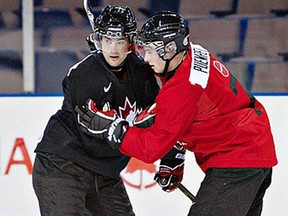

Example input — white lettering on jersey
[189,43,210,89]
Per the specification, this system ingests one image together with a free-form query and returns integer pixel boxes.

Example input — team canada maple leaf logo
[121,157,158,190]
[118,97,139,125]
[118,97,157,189]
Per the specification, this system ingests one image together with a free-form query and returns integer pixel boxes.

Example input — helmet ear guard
[163,41,177,60]
[86,32,97,53]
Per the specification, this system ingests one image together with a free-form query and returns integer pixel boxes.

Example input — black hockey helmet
[94,5,137,42]
[136,11,189,60]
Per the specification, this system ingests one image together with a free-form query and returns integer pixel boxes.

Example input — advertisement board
[0,95,287,216]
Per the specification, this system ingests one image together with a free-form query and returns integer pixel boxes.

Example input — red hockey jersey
[120,43,277,172]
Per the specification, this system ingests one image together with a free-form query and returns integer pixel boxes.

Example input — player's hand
[75,99,128,149]
[133,103,156,128]
[75,99,117,139]
[154,142,186,192]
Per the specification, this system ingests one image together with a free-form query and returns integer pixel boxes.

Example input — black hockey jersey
[34,52,159,178]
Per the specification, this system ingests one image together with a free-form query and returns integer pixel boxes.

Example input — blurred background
[0,0,287,94]
[0,1,288,216]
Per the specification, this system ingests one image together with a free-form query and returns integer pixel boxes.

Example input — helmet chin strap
[161,60,170,77]
[160,51,179,77]
[161,50,187,80]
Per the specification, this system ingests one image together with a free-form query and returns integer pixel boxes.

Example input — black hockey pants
[188,168,272,216]
[32,153,135,216]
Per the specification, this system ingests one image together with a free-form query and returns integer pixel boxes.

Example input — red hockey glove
[154,142,186,192]
[133,103,156,128]
[75,99,128,149]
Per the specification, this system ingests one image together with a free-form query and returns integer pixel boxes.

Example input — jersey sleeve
[120,78,203,163]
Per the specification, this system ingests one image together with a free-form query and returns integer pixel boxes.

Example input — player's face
[101,36,130,67]
[142,45,165,74]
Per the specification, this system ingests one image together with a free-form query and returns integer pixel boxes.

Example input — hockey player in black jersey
[32,5,159,216]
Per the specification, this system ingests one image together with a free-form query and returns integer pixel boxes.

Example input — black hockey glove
[106,117,129,149]
[75,99,117,138]
[154,142,186,192]
[75,99,128,149]
[133,103,156,128]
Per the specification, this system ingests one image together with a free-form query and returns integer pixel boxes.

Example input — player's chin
[152,67,162,74]
[107,58,122,67]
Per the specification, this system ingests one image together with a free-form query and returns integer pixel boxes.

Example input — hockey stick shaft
[172,178,196,203]
[83,0,95,30]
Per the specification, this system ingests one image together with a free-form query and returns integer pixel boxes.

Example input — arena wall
[0,95,287,216]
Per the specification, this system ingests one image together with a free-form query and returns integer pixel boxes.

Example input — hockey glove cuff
[154,142,186,192]
[133,103,156,128]
[106,117,129,150]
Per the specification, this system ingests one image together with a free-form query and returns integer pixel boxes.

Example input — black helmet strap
[161,50,178,77]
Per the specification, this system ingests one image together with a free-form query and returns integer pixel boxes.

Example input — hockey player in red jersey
[76,11,278,215]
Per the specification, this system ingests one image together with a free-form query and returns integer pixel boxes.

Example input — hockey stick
[83,0,97,52]
[172,177,196,203]
[83,0,95,30]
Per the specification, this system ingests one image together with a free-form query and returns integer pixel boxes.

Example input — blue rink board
[0,92,288,97]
